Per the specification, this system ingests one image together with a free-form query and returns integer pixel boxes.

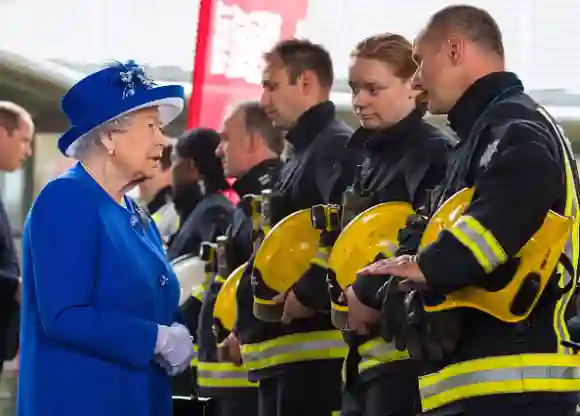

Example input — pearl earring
[108,148,115,156]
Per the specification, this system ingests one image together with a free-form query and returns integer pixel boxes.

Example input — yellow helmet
[253,209,321,319]
[213,262,246,333]
[328,202,415,329]
[420,187,573,322]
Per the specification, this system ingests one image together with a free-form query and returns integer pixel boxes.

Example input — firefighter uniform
[170,194,234,399]
[414,72,580,415]
[341,110,453,416]
[196,159,282,416]
[235,101,354,416]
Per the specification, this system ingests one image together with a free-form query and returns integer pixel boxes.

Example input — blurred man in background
[0,101,34,378]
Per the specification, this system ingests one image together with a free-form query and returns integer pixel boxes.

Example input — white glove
[154,323,195,376]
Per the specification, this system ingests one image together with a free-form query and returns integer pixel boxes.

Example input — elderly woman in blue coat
[17,61,195,416]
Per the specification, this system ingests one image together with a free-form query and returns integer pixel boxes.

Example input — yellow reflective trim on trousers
[332,411,340,416]
[358,337,410,373]
[241,330,348,371]
[197,361,257,388]
[419,353,580,412]
[449,215,508,273]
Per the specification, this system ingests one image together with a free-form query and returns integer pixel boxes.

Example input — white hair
[69,114,134,160]
[0,101,35,131]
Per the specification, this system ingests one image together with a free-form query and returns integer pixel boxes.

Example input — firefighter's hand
[217,332,243,366]
[345,286,381,335]
[274,290,315,324]
[358,255,427,289]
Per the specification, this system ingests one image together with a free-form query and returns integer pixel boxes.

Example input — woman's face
[108,107,169,181]
[349,57,419,130]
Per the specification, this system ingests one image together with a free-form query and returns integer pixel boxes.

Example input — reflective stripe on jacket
[420,353,580,412]
[241,330,347,375]
[357,337,409,374]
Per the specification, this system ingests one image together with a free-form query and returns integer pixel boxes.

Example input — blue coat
[18,163,181,416]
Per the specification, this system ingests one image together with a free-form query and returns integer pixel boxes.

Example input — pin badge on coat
[479,137,501,169]
[130,215,139,228]
[160,274,168,287]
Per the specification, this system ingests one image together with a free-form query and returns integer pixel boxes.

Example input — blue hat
[58,60,185,157]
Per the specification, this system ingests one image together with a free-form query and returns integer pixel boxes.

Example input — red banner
[188,0,309,130]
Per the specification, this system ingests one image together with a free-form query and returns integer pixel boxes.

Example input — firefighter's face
[216,110,253,178]
[260,58,306,129]
[171,147,199,191]
[349,57,420,129]
[412,31,465,114]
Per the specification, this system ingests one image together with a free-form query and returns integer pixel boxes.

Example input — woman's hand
[154,323,195,376]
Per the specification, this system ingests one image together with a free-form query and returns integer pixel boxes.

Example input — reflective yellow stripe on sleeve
[197,361,257,389]
[449,215,508,273]
[241,330,348,372]
[311,247,330,268]
[419,353,580,412]
[358,337,410,374]
[190,344,199,368]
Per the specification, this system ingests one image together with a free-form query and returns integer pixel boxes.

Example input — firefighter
[335,33,453,416]
[168,128,234,399]
[359,5,580,416]
[166,128,233,262]
[225,39,354,416]
[196,101,284,416]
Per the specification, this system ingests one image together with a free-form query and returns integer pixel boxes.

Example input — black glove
[378,276,409,351]
[293,262,331,312]
[403,290,444,362]
[397,213,428,256]
[403,290,462,362]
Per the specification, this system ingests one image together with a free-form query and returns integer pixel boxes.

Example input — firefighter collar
[233,158,281,197]
[285,101,336,151]
[355,109,424,154]
[447,71,523,141]
[58,60,184,157]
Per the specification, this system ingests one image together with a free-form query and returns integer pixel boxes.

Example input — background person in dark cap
[166,127,234,261]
